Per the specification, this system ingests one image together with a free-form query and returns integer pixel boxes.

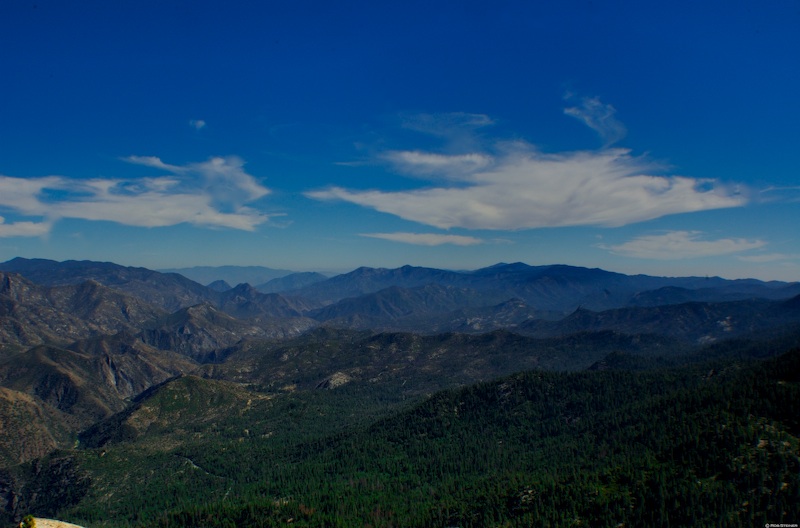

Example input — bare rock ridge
[29,518,86,528]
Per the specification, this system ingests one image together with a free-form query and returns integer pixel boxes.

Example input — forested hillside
[3,348,797,527]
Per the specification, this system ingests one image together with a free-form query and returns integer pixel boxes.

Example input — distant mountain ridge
[255,271,328,293]
[3,257,799,340]
[0,258,314,323]
[158,265,295,287]
[285,261,799,313]
[1,258,213,312]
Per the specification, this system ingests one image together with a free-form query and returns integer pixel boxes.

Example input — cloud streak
[380,151,493,178]
[564,95,627,146]
[360,232,483,246]
[602,231,766,260]
[0,156,272,236]
[737,253,800,263]
[400,112,495,137]
[399,112,496,152]
[308,144,747,230]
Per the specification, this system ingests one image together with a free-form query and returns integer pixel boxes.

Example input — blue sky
[1,0,798,280]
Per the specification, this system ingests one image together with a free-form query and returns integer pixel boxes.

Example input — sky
[0,0,798,281]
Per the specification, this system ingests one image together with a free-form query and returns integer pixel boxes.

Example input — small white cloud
[602,231,766,260]
[0,156,273,236]
[190,119,206,130]
[360,232,484,246]
[308,145,746,230]
[564,95,627,146]
[192,155,270,202]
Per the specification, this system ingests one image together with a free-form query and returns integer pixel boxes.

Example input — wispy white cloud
[124,156,271,215]
[123,155,186,173]
[189,119,206,130]
[564,95,626,146]
[360,232,484,246]
[308,144,747,230]
[0,216,52,238]
[400,112,495,152]
[0,176,64,216]
[602,231,766,260]
[0,156,273,235]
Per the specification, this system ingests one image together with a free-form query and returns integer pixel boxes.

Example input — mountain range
[4,257,799,335]
[2,256,799,364]
[0,256,798,526]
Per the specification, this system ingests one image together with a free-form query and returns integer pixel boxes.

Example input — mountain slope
[255,272,328,293]
[0,387,73,467]
[139,303,290,362]
[215,283,306,319]
[78,374,268,449]
[0,335,196,463]
[203,328,684,395]
[307,283,506,329]
[517,295,800,343]
[1,272,167,353]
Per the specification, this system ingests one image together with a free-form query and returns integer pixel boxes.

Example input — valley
[0,258,798,527]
